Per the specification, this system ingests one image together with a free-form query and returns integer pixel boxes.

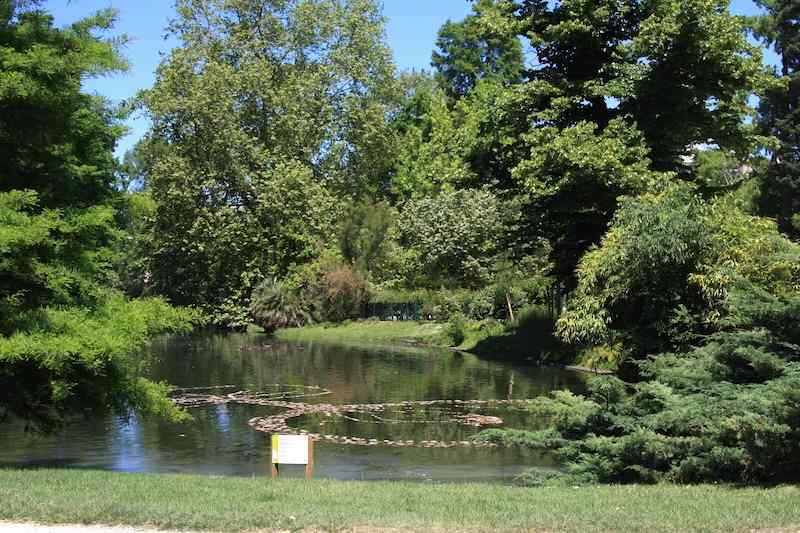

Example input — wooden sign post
[271,435,314,479]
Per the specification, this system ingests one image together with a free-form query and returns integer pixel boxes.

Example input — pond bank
[276,321,612,374]
[275,320,446,346]
[1,469,798,532]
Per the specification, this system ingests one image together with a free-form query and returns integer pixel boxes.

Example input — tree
[480,284,800,485]
[494,0,765,284]
[557,184,800,360]
[432,0,523,99]
[479,200,800,484]
[0,3,194,430]
[339,200,395,278]
[391,77,478,197]
[515,119,668,283]
[113,191,156,298]
[389,73,530,197]
[398,189,507,288]
[0,3,127,208]
[750,0,800,239]
[143,0,397,327]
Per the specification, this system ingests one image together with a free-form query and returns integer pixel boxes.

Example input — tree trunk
[506,292,515,322]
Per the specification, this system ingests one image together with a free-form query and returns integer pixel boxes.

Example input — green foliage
[484,199,800,484]
[399,189,506,288]
[515,119,669,282]
[391,77,478,198]
[444,312,468,347]
[0,3,196,431]
[0,293,196,431]
[249,279,310,334]
[557,184,709,354]
[511,0,764,167]
[369,288,431,305]
[558,184,800,359]
[339,201,396,278]
[0,189,196,434]
[0,3,128,208]
[488,0,767,282]
[0,190,113,330]
[113,192,156,297]
[692,149,748,194]
[750,0,800,239]
[150,160,338,329]
[143,0,396,327]
[491,286,800,485]
[431,0,523,98]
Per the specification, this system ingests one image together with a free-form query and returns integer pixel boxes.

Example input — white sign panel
[271,435,310,465]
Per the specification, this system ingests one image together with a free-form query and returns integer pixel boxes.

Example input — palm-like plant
[249,279,310,334]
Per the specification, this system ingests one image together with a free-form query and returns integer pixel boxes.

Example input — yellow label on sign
[271,435,310,465]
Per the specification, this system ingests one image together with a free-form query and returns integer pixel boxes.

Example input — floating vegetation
[171,385,533,449]
[172,384,331,407]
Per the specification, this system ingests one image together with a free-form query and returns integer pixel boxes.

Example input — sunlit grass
[1,469,799,532]
[276,320,444,345]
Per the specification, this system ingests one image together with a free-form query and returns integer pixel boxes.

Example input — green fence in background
[365,302,424,321]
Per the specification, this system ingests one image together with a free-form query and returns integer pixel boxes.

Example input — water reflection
[0,333,586,482]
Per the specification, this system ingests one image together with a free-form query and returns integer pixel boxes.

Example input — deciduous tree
[143,0,396,327]
[750,0,800,239]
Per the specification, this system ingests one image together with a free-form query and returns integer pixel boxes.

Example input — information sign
[270,435,314,479]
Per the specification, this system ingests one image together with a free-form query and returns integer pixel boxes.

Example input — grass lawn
[276,312,578,366]
[276,320,445,346]
[1,469,799,532]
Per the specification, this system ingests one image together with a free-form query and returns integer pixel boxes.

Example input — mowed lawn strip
[1,469,799,532]
[276,321,444,345]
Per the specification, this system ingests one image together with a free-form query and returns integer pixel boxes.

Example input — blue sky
[46,0,769,157]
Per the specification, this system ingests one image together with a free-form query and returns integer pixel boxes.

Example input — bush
[444,312,468,347]
[467,287,495,319]
[339,201,396,278]
[303,262,370,323]
[249,279,310,334]
[399,189,506,288]
[0,292,197,431]
[479,286,800,485]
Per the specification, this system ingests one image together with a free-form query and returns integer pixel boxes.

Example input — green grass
[276,314,578,365]
[1,469,799,532]
[276,320,445,346]
[274,314,609,372]
[454,308,575,363]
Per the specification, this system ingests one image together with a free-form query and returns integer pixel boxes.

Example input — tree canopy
[750,0,800,239]
[142,0,397,327]
[0,2,194,431]
[431,0,524,99]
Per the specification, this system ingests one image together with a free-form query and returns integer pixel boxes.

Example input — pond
[0,334,587,483]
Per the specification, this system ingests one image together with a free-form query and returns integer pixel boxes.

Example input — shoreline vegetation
[274,312,616,374]
[1,469,799,533]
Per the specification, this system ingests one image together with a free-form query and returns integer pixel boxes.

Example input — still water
[0,334,586,483]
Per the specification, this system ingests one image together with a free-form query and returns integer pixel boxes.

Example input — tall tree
[0,1,126,208]
[0,2,193,430]
[431,0,524,98]
[751,0,800,239]
[143,0,397,327]
[390,73,478,197]
[499,0,765,283]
